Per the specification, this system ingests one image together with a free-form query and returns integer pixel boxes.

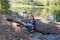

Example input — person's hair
[30,14,34,20]
[23,11,27,13]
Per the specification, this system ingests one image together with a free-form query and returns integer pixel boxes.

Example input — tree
[1,0,10,13]
[0,1,2,10]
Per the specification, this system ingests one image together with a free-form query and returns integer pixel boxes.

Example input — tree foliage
[1,0,10,13]
[0,0,60,21]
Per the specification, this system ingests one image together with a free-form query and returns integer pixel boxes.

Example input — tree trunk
[6,17,60,35]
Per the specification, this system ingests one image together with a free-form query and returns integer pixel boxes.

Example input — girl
[30,14,36,30]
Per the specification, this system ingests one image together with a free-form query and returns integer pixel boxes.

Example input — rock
[43,34,60,40]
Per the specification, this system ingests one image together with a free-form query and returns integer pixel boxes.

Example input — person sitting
[30,14,36,30]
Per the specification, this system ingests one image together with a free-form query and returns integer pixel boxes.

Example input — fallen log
[6,17,60,35]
